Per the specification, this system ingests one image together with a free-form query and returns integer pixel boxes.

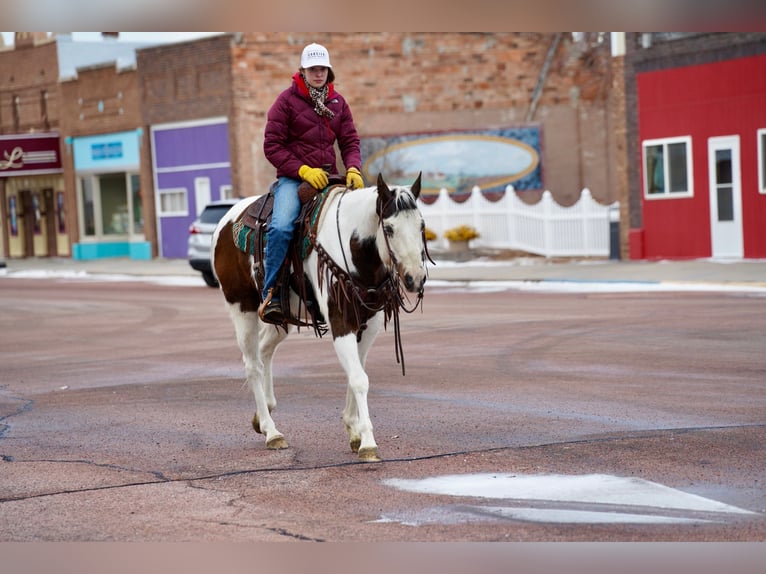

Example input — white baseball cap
[300,43,332,69]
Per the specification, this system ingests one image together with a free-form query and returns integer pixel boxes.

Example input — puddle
[379,473,757,526]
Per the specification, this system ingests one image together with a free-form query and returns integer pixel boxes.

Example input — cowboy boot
[258,288,284,324]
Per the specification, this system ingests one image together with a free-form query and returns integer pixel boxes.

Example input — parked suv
[187,199,239,287]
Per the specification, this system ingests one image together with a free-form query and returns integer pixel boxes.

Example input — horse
[211,173,429,462]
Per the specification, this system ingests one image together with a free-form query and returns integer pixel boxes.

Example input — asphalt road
[1,275,765,543]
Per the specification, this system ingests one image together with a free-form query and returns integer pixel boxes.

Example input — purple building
[150,117,234,258]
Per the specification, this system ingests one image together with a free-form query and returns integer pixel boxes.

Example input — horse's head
[375,172,428,294]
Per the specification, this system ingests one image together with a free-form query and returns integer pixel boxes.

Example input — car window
[199,204,234,224]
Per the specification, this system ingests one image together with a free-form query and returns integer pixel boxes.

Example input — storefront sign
[91,142,124,160]
[0,133,62,177]
[73,130,140,171]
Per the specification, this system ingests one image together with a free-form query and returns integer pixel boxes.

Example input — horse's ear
[411,172,422,199]
[377,172,393,201]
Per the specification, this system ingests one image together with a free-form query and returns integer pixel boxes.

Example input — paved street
[1,260,765,543]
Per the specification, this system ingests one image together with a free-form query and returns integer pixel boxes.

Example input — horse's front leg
[344,315,384,454]
[334,334,381,462]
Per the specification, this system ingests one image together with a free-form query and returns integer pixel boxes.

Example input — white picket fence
[420,185,619,257]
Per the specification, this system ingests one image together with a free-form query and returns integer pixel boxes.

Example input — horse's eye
[383,224,394,237]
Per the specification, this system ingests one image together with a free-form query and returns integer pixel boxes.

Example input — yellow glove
[298,165,329,189]
[346,167,364,190]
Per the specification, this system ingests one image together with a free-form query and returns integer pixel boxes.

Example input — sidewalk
[3,253,766,288]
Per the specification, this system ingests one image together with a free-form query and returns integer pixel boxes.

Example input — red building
[625,33,766,260]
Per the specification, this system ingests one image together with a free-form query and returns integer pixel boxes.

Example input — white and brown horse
[211,173,428,462]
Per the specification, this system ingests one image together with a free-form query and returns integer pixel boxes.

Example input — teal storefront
[70,130,151,260]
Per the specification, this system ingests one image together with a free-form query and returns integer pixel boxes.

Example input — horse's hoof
[266,435,289,450]
[349,438,361,453]
[358,447,381,462]
[252,414,263,434]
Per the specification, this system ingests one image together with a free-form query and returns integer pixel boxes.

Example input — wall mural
[361,127,542,203]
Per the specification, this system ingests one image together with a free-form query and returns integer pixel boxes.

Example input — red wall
[636,54,766,259]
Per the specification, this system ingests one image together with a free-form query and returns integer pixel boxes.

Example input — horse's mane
[390,187,418,211]
[316,183,417,234]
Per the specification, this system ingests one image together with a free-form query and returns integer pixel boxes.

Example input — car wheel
[202,270,219,288]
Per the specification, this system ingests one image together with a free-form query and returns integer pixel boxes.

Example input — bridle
[309,186,432,375]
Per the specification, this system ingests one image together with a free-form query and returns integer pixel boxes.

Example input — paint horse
[211,173,429,462]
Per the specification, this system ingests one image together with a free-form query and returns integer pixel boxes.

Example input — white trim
[0,168,63,178]
[155,161,231,174]
[642,136,694,200]
[758,128,766,195]
[150,122,164,255]
[150,116,228,132]
[0,131,60,141]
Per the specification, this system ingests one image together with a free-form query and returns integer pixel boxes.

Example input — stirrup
[258,288,284,324]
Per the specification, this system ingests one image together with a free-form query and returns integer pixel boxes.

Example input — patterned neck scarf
[302,73,335,119]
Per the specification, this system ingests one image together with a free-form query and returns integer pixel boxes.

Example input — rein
[309,188,428,375]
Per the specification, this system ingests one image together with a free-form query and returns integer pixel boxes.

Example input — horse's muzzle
[404,272,426,293]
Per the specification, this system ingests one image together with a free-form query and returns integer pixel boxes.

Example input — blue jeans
[262,177,302,300]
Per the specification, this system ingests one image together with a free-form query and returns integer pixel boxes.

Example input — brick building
[2,32,615,261]
[231,32,615,206]
[58,58,151,259]
[0,33,66,259]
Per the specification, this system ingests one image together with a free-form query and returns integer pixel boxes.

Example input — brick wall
[609,55,629,260]
[137,34,234,125]
[59,64,142,136]
[2,32,616,259]
[230,32,613,206]
[0,38,60,134]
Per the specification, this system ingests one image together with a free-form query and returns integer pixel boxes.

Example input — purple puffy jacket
[263,72,361,179]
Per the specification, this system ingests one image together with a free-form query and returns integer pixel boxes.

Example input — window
[12,95,21,131]
[220,184,236,200]
[130,174,144,234]
[99,173,129,235]
[758,129,766,194]
[80,177,96,236]
[78,173,143,238]
[158,188,188,216]
[642,137,693,198]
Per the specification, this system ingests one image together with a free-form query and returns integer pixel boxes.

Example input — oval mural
[362,132,541,200]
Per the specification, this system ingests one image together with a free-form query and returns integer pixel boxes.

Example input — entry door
[194,177,211,217]
[708,136,743,258]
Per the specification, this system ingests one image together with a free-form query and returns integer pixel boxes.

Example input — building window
[78,173,143,238]
[40,90,49,130]
[130,174,144,234]
[158,188,188,216]
[642,136,693,199]
[12,95,21,131]
[758,129,766,195]
[80,177,96,236]
[56,191,66,233]
[219,184,236,200]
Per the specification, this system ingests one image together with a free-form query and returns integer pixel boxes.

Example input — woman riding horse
[260,41,364,324]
